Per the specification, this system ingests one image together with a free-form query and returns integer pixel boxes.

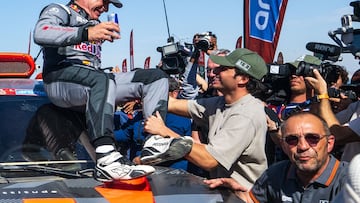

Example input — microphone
[306,42,341,57]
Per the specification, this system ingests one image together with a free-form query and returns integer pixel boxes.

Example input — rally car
[0,52,241,203]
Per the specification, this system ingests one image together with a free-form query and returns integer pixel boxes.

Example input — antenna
[28,29,32,55]
[162,0,172,42]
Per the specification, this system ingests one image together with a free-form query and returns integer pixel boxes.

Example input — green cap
[209,48,268,80]
[288,55,322,68]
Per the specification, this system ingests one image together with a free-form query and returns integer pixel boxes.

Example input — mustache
[294,151,317,160]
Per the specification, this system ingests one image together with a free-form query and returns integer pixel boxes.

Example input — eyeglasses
[282,133,327,147]
[213,66,233,74]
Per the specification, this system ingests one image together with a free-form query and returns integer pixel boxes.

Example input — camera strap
[282,99,313,119]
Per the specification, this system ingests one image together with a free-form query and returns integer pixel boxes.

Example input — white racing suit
[34,2,169,143]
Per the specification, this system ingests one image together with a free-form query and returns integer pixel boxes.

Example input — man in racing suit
[33,0,168,181]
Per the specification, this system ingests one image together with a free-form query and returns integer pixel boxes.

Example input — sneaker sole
[140,138,192,165]
[94,166,154,182]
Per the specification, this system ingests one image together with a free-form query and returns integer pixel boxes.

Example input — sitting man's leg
[44,66,154,181]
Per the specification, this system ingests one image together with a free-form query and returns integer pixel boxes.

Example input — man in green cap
[140,48,269,190]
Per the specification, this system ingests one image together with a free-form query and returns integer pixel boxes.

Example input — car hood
[0,167,240,203]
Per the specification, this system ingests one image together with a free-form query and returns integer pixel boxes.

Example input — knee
[133,69,169,84]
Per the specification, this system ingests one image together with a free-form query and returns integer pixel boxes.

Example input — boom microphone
[306,42,342,57]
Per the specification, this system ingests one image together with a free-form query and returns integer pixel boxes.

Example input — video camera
[328,87,358,100]
[193,31,217,52]
[263,58,355,104]
[263,61,337,89]
[261,64,292,105]
[329,1,360,57]
[157,37,192,75]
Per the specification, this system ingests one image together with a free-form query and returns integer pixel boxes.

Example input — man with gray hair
[204,112,348,203]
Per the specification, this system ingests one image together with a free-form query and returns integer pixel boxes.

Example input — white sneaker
[140,135,193,165]
[94,150,155,182]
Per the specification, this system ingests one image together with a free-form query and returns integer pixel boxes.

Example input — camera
[194,32,216,52]
[295,61,323,77]
[261,64,292,105]
[261,62,347,105]
[328,87,358,100]
[157,38,192,75]
[266,61,325,78]
[295,62,347,89]
[329,1,360,57]
[265,64,293,80]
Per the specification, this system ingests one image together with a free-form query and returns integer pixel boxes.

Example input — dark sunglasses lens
[285,134,322,147]
[284,136,298,146]
[305,134,321,146]
[213,66,228,74]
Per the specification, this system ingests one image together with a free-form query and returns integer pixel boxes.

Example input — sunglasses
[283,133,327,147]
[206,66,217,74]
[211,66,233,74]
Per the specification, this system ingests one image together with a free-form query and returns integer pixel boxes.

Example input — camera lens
[296,61,319,77]
[196,40,210,51]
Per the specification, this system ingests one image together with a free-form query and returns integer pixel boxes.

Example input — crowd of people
[30,0,360,202]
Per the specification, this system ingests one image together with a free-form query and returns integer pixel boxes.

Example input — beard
[290,86,306,95]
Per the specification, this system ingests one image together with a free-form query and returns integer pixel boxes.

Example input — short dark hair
[168,77,180,92]
[351,69,360,84]
[233,68,265,96]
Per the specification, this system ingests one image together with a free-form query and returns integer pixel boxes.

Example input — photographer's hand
[208,35,218,53]
[305,69,328,95]
[306,69,340,127]
[190,48,200,63]
[87,22,120,42]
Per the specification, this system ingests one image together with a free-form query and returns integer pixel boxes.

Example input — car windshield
[0,79,95,179]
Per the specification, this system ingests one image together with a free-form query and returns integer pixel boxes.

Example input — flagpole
[130,29,134,71]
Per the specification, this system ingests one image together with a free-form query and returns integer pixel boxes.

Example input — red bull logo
[74,42,102,59]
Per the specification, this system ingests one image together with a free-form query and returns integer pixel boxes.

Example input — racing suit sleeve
[33,4,89,47]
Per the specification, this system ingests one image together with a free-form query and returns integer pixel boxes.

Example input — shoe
[140,135,193,165]
[94,150,155,182]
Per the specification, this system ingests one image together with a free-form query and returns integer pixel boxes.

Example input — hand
[112,65,120,73]
[203,178,248,191]
[330,97,353,113]
[144,111,167,136]
[206,36,218,55]
[132,156,141,164]
[122,100,140,114]
[190,47,200,62]
[204,178,253,202]
[87,22,120,42]
[266,114,279,132]
[304,69,328,95]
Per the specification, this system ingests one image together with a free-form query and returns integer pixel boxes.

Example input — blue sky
[1,0,360,77]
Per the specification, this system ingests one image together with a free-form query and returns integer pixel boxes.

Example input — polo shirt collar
[287,155,340,187]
